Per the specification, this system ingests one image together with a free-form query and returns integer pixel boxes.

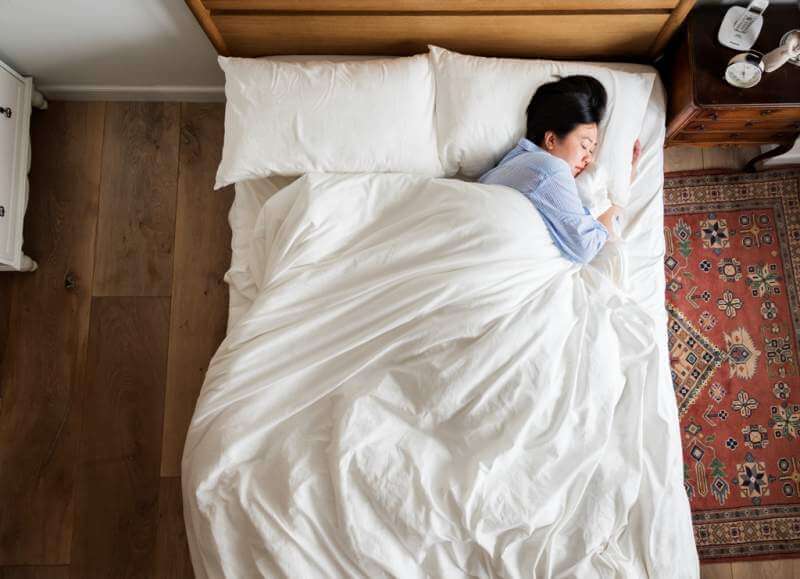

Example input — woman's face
[543,123,598,177]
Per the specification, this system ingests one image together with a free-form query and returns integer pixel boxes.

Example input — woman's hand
[598,204,622,235]
[630,139,642,184]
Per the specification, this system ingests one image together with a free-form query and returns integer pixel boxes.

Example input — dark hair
[525,75,607,146]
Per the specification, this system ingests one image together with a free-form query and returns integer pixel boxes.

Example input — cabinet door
[0,66,23,265]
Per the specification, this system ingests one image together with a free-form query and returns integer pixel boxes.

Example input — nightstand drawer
[671,130,797,145]
[683,119,800,132]
[694,108,800,123]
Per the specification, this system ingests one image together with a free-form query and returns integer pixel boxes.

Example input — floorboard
[0,566,70,579]
[702,145,762,171]
[664,145,704,173]
[92,103,180,297]
[68,297,170,579]
[154,477,194,579]
[0,102,105,565]
[0,274,17,402]
[731,558,800,578]
[160,103,232,477]
[701,561,733,579]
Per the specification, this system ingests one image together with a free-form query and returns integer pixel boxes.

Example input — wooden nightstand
[664,6,800,168]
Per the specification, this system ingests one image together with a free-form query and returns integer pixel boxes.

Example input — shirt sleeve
[525,167,609,264]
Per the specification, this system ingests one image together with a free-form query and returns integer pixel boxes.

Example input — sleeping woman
[479,75,640,264]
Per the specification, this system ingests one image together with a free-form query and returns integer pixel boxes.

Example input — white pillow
[429,46,655,204]
[215,54,443,189]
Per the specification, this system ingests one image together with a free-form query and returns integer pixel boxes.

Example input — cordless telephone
[718,0,769,51]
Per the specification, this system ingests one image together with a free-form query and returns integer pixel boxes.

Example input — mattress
[189,70,699,578]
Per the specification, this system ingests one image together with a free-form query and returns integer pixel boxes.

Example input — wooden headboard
[186,0,696,61]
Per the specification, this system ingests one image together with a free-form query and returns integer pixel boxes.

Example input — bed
[181,3,700,578]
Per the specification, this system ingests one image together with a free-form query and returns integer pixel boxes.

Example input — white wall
[0,0,224,101]
[0,0,796,101]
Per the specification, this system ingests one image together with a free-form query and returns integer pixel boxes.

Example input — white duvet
[183,167,699,577]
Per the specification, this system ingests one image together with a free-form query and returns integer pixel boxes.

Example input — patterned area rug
[664,169,800,563]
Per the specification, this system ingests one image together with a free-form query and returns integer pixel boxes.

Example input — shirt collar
[518,137,539,152]
[518,137,573,174]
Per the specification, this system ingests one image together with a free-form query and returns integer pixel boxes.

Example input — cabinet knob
[0,107,11,119]
[760,109,777,117]
[708,111,719,121]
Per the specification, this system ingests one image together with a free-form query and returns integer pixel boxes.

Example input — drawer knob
[760,109,776,116]
[0,106,11,119]
[745,121,755,127]
[709,111,719,121]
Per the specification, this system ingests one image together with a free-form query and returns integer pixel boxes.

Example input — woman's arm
[597,204,621,233]
[597,140,640,235]
[531,169,609,264]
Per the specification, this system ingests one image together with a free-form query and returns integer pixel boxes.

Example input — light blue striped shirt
[479,138,608,264]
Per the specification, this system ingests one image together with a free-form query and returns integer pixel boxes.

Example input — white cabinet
[0,59,44,272]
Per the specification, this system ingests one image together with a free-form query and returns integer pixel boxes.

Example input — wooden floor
[0,102,232,578]
[0,102,796,577]
[665,145,763,174]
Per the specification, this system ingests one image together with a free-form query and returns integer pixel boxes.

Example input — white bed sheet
[189,71,699,578]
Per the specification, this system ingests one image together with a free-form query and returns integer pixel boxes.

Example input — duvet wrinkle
[184,171,699,578]
[339,458,425,577]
